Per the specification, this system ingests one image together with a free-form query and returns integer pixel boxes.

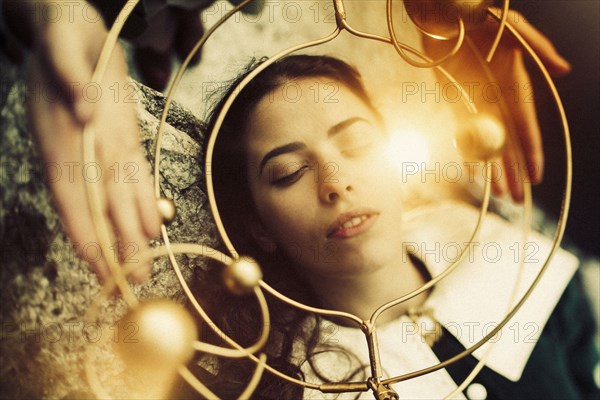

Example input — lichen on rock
[0,69,216,398]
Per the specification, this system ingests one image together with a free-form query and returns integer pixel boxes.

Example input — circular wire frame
[81,0,572,398]
[199,1,533,396]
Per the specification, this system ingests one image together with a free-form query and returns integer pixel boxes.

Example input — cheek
[252,188,313,244]
[356,153,404,197]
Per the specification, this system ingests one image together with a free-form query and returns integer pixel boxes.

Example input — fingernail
[560,60,572,73]
[555,56,572,74]
[528,160,543,183]
[492,185,503,197]
[513,186,524,203]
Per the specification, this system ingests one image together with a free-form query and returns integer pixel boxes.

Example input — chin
[324,250,396,278]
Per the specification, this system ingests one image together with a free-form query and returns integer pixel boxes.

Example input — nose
[318,168,353,204]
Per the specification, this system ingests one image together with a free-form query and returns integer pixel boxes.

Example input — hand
[9,1,161,282]
[420,7,571,202]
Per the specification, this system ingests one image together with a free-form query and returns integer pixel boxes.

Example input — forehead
[243,77,374,153]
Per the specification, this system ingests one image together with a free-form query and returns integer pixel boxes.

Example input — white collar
[402,201,578,381]
[301,201,579,398]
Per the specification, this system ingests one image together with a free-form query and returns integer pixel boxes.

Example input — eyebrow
[258,117,367,175]
[259,142,306,175]
[327,117,367,136]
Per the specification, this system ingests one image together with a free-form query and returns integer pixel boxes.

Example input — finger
[136,162,162,239]
[28,47,130,283]
[101,49,161,240]
[105,182,151,282]
[491,8,571,76]
[491,167,508,198]
[502,132,525,203]
[95,49,159,281]
[484,158,505,197]
[28,76,111,281]
[27,55,94,265]
[52,170,113,281]
[502,50,544,183]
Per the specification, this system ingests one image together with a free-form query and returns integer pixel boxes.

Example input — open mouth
[327,210,379,239]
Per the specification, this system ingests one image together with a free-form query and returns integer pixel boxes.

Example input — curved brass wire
[150,0,276,383]
[237,353,268,400]
[81,0,572,397]
[153,0,256,197]
[336,15,477,114]
[204,26,342,258]
[486,0,511,62]
[383,197,539,386]
[402,1,454,41]
[158,227,272,357]
[204,0,483,331]
[82,0,141,307]
[386,0,465,68]
[83,246,273,397]
[381,11,572,388]
[200,0,490,392]
[258,280,364,326]
[370,174,491,324]
[202,0,481,362]
[441,33,533,398]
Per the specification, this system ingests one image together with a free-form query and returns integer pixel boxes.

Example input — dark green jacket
[433,274,599,399]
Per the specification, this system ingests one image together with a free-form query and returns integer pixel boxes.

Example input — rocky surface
[0,61,216,398]
[0,3,432,396]
[2,1,598,397]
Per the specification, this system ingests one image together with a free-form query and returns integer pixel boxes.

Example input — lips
[327,209,379,239]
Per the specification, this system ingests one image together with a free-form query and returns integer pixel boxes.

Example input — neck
[305,253,429,325]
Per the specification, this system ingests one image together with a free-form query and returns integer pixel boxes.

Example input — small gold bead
[454,113,506,161]
[157,197,176,224]
[222,256,263,295]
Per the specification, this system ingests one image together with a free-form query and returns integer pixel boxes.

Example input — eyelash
[273,166,309,187]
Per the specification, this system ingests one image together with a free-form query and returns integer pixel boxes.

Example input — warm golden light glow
[114,300,198,399]
[75,1,573,399]
[386,130,431,177]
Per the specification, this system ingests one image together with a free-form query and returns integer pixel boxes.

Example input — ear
[245,218,277,253]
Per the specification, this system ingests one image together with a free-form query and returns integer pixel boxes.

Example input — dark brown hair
[195,55,377,399]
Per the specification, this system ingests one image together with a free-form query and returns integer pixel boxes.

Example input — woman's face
[243,77,406,278]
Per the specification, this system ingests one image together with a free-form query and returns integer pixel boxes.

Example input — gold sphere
[157,197,177,224]
[115,299,197,398]
[405,0,492,38]
[454,113,506,161]
[222,256,263,295]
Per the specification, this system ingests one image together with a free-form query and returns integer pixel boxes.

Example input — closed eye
[272,165,310,187]
[342,140,375,157]
[337,122,378,156]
